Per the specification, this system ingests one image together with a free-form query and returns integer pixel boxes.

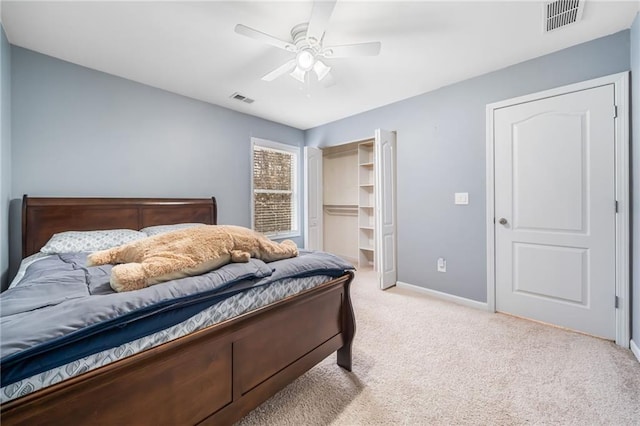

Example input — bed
[0,195,355,425]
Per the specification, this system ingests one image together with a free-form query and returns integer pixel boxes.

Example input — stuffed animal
[87,225,298,292]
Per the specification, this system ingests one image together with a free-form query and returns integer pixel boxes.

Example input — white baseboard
[631,340,640,363]
[396,281,488,311]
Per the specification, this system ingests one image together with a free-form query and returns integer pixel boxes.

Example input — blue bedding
[0,251,353,387]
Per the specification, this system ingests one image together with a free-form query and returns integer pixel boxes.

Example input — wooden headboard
[22,195,217,258]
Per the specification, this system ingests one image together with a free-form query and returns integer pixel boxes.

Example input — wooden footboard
[0,271,355,426]
[5,196,356,425]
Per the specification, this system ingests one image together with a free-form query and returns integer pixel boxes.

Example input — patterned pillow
[140,223,205,237]
[40,230,147,254]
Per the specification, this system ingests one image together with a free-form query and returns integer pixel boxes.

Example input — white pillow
[40,229,147,254]
[140,223,205,237]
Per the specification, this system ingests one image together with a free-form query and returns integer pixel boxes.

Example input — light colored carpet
[237,268,640,425]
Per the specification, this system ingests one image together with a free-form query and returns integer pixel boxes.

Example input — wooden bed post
[21,194,29,259]
[337,271,356,371]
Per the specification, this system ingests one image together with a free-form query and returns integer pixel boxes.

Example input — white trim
[485,72,630,348]
[612,73,630,347]
[397,281,488,310]
[631,340,640,363]
[303,146,311,250]
[486,72,629,110]
[314,135,375,149]
[251,137,300,155]
[251,137,301,239]
[268,232,301,240]
[485,102,496,313]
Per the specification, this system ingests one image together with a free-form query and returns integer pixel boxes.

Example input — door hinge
[615,296,619,309]
[615,200,619,213]
[614,105,618,118]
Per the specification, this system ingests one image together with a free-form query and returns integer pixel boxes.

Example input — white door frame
[485,72,630,347]
[303,146,323,251]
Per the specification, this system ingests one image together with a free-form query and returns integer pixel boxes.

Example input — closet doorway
[305,129,397,289]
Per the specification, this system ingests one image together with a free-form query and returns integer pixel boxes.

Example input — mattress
[1,250,353,403]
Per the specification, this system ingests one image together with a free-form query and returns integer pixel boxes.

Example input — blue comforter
[0,251,353,387]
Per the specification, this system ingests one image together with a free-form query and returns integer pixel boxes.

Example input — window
[251,138,300,238]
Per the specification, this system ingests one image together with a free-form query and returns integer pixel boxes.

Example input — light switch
[455,192,469,205]
[437,257,447,273]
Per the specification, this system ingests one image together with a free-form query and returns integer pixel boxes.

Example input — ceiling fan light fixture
[235,0,381,88]
[296,49,316,71]
[290,66,307,83]
[313,60,331,81]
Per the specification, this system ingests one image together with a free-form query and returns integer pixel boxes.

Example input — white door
[375,129,397,289]
[304,147,323,251]
[494,85,616,339]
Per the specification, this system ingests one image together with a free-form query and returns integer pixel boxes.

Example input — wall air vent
[544,0,584,32]
[230,92,255,104]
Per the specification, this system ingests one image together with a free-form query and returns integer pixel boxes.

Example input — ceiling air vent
[230,92,255,104]
[543,0,584,33]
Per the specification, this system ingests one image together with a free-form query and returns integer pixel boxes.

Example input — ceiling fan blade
[323,41,381,58]
[235,24,296,52]
[306,0,337,42]
[262,59,297,81]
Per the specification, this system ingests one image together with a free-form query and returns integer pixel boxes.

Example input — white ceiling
[2,1,638,130]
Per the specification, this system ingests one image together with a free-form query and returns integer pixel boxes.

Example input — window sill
[265,232,301,241]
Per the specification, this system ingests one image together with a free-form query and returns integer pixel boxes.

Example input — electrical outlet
[437,257,447,273]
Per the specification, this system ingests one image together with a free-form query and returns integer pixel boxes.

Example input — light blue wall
[6,28,637,324]
[10,47,304,280]
[306,30,631,303]
[631,13,639,348]
[0,25,11,290]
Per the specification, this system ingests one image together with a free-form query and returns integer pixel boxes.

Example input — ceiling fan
[234,0,381,85]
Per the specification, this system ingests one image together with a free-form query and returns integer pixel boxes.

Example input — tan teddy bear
[87,225,298,292]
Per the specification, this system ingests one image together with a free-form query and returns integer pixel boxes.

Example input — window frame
[250,137,301,239]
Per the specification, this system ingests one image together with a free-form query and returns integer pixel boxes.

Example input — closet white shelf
[358,139,376,270]
[323,204,358,216]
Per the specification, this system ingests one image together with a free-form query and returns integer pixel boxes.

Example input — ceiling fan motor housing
[291,23,323,71]
[234,0,381,85]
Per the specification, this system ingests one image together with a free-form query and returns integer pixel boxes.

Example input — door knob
[499,218,508,225]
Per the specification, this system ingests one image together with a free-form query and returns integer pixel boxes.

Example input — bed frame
[2,196,355,425]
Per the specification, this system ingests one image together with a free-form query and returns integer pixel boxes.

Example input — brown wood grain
[235,286,343,395]
[0,274,354,426]
[337,274,356,371]
[4,196,355,426]
[2,337,232,425]
[21,195,217,257]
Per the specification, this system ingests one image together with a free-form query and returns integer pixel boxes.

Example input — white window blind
[251,139,299,237]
